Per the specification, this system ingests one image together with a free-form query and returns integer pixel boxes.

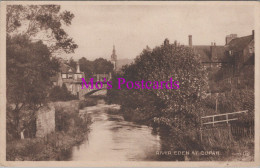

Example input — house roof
[228,35,254,52]
[193,45,226,62]
[211,46,226,62]
[193,45,211,62]
[60,63,76,73]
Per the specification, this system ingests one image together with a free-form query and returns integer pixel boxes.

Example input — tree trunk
[14,109,20,139]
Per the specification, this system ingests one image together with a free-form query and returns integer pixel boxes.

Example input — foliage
[68,57,114,78]
[79,95,106,109]
[6,4,78,139]
[49,84,78,102]
[78,57,94,78]
[218,88,254,125]
[7,5,77,53]
[92,58,114,74]
[108,40,208,130]
[79,97,98,109]
[67,57,77,70]
[7,105,91,161]
[6,34,59,139]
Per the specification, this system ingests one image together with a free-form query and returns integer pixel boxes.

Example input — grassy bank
[110,106,254,161]
[6,130,90,161]
[79,95,106,109]
[6,100,91,161]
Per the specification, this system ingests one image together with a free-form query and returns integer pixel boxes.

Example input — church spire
[113,45,115,54]
[111,45,117,70]
[111,45,117,61]
[111,45,117,60]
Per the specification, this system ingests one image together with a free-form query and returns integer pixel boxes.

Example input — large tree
[93,58,114,74]
[108,39,208,130]
[78,57,94,78]
[77,57,113,78]
[6,5,78,139]
[6,35,59,139]
[7,5,77,54]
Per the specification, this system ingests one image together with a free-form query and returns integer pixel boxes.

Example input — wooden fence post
[228,123,231,141]
[226,114,229,124]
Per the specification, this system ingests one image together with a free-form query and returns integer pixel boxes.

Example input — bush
[49,84,77,101]
[7,102,91,161]
[108,40,207,130]
[79,95,105,109]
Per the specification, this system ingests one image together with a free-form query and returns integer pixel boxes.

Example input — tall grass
[6,101,91,161]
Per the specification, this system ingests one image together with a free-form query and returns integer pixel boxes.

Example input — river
[68,100,162,161]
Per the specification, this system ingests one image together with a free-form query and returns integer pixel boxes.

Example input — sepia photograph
[0,1,259,167]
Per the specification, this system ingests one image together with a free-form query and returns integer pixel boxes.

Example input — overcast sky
[61,4,255,61]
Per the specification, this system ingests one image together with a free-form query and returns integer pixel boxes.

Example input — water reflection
[69,101,161,161]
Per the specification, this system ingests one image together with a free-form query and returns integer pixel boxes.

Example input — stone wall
[36,104,55,138]
[35,101,80,138]
[53,100,79,114]
[79,84,108,99]
[91,89,107,96]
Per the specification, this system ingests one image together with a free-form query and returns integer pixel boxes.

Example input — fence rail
[201,110,248,126]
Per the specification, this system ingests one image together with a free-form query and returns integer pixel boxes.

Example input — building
[219,30,254,89]
[188,35,226,70]
[111,45,117,71]
[90,46,115,81]
[51,61,85,98]
[93,73,112,82]
[61,62,85,97]
[187,35,226,93]
[188,30,254,92]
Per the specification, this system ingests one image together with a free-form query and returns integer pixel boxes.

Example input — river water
[69,100,162,161]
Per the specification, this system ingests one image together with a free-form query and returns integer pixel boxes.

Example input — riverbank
[79,95,107,109]
[6,130,90,161]
[105,105,254,161]
[68,100,160,161]
[6,100,91,161]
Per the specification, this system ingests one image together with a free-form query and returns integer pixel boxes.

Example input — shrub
[108,39,207,130]
[49,84,77,101]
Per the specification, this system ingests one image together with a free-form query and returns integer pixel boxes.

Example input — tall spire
[76,61,80,73]
[111,45,117,70]
[111,45,117,61]
[113,45,115,53]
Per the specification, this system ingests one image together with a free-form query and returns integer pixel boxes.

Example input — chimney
[174,40,177,46]
[164,38,170,46]
[210,42,217,61]
[76,62,80,73]
[188,35,192,47]
[252,30,254,37]
[225,34,237,45]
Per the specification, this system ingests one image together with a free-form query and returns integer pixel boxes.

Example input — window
[62,74,67,79]
[229,50,233,55]
[68,73,73,79]
[249,47,254,54]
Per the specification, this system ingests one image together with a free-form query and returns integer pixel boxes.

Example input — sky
[61,4,255,61]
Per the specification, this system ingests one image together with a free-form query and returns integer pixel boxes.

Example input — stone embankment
[36,100,80,138]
